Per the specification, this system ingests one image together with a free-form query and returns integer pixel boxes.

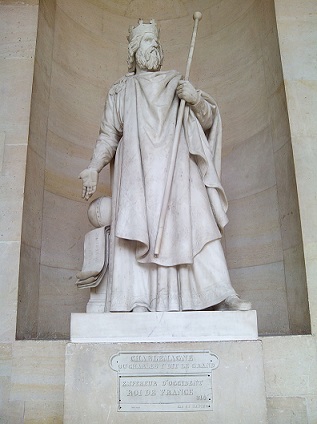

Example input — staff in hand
[154,11,202,257]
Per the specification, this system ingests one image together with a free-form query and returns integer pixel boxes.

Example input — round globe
[87,196,112,228]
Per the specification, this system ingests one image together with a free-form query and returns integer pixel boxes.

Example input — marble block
[70,310,258,343]
[64,340,267,423]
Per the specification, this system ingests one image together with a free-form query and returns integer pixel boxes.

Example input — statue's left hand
[176,80,199,105]
[79,168,99,200]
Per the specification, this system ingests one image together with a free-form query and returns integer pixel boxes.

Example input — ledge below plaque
[70,311,258,343]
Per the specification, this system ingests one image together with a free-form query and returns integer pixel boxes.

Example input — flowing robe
[89,70,236,311]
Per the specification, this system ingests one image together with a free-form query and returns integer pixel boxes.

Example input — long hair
[127,35,143,73]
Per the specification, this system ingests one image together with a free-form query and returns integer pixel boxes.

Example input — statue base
[64,311,266,422]
[70,310,258,343]
[64,337,267,422]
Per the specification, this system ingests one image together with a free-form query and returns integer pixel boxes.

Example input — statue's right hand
[79,168,99,200]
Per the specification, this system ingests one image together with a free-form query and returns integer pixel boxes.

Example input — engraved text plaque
[110,351,219,412]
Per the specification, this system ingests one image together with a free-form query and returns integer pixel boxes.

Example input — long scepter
[154,11,202,257]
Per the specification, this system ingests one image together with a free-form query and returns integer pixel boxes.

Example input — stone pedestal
[64,311,267,423]
[70,310,258,342]
[64,339,267,423]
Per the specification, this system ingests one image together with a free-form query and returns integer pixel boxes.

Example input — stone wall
[0,0,316,423]
[262,0,317,421]
[0,341,66,423]
[17,0,309,339]
[275,0,317,335]
[0,1,38,343]
[17,0,57,340]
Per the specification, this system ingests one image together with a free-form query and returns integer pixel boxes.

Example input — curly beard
[135,45,163,71]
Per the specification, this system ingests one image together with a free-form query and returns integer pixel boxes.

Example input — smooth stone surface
[0,3,38,343]
[14,0,305,337]
[218,58,269,150]
[306,396,317,424]
[267,397,308,424]
[222,127,275,201]
[0,144,27,242]
[229,261,290,335]
[20,147,45,249]
[262,335,317,398]
[16,243,41,340]
[71,311,258,343]
[0,242,21,342]
[275,0,317,333]
[23,401,64,424]
[40,191,92,269]
[225,186,283,269]
[262,26,284,97]
[283,244,310,334]
[269,86,291,153]
[0,1,316,423]
[64,340,267,423]
[10,341,66,402]
[291,135,317,246]
[274,141,303,250]
[0,341,66,424]
[16,0,53,341]
[0,58,35,145]
[37,265,89,340]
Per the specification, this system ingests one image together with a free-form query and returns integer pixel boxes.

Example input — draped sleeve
[88,81,125,172]
[190,90,214,131]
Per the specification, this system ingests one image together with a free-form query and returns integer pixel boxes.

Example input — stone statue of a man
[79,19,251,313]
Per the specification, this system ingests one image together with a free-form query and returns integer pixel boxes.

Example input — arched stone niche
[17,0,310,339]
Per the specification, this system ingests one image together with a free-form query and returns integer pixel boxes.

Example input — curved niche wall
[17,0,310,339]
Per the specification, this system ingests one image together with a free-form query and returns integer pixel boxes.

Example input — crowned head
[127,19,159,43]
[127,19,164,73]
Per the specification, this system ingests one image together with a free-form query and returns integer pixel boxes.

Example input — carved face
[139,33,158,51]
[135,32,163,71]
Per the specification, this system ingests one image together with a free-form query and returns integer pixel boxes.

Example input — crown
[127,19,159,43]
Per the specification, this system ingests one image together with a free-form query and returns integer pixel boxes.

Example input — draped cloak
[89,70,236,311]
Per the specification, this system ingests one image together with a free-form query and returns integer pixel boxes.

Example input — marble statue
[78,18,251,313]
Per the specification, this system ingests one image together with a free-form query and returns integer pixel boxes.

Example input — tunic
[89,70,236,311]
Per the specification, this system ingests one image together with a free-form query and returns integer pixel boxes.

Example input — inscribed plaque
[110,350,219,412]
